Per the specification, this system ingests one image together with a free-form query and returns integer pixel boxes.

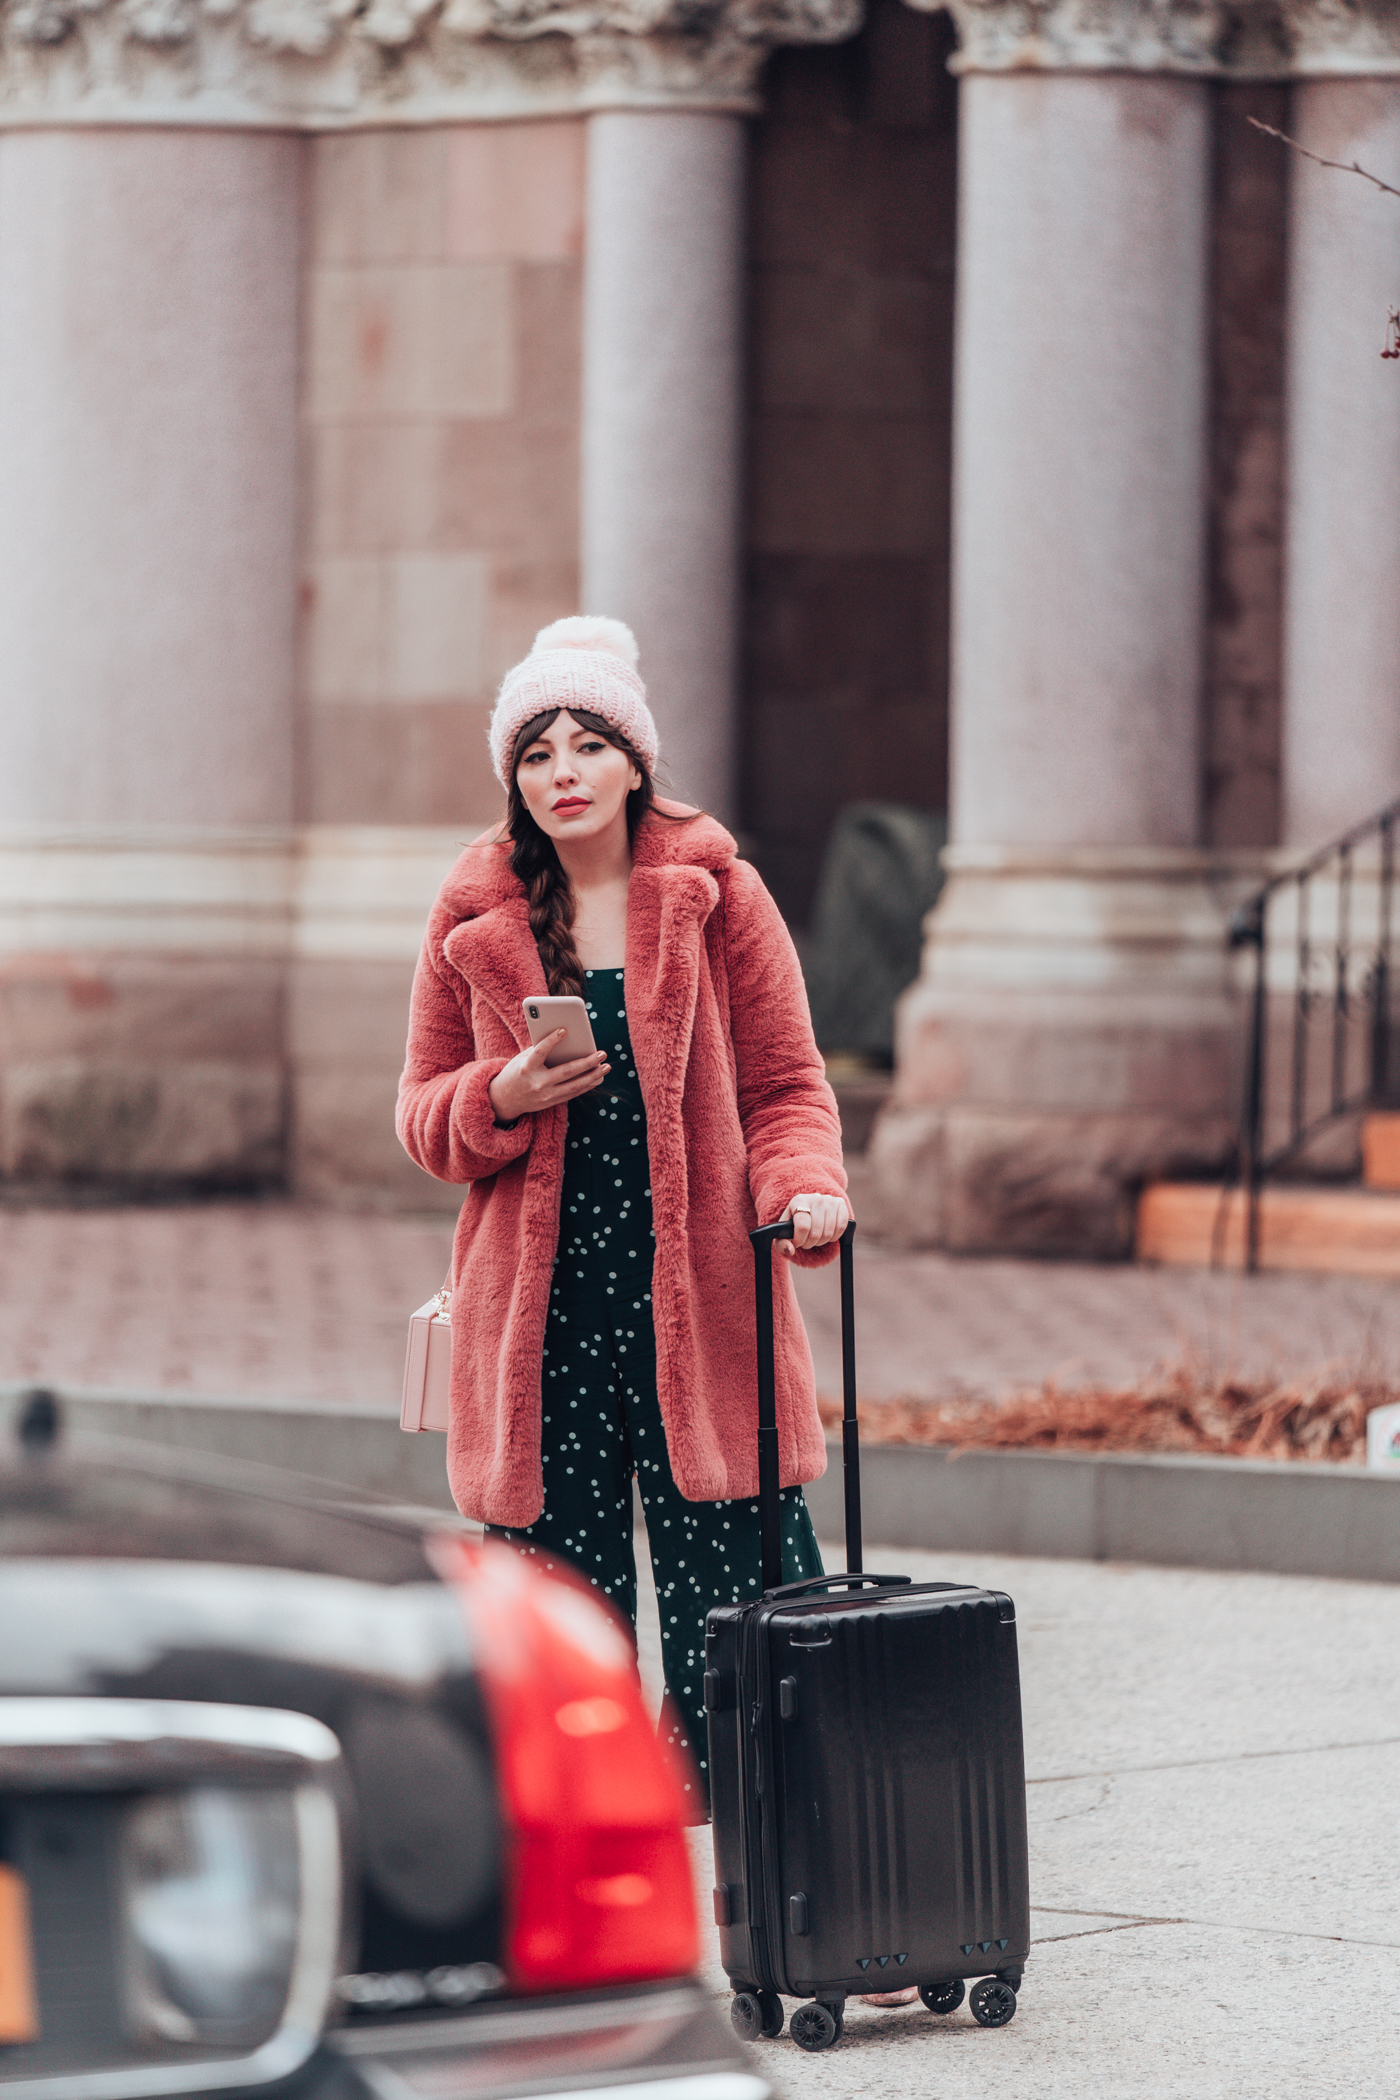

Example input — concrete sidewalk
[5,1199,1400,1410]
[644,1541,1400,2100]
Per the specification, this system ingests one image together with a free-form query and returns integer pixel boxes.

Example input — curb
[803,1438,1400,1585]
[9,1387,460,1516]
[7,1386,1398,1585]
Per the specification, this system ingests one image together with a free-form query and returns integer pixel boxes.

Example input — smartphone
[522,995,599,1069]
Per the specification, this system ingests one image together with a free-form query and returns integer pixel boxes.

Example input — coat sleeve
[396,927,535,1184]
[722,859,847,1268]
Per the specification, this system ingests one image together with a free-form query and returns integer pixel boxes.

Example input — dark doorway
[741,0,958,927]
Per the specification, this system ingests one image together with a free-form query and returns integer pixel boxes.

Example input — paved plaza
[5,1196,1400,1412]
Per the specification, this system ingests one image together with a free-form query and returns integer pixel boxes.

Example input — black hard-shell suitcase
[704,1220,1031,2052]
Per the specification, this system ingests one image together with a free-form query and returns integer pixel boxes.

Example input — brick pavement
[0,1202,454,1410]
[4,1197,1400,1412]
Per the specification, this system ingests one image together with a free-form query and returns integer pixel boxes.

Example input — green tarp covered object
[801,801,947,1062]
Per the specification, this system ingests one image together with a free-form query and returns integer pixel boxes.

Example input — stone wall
[301,119,585,831]
[294,119,586,1204]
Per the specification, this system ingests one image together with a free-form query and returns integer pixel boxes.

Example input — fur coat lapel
[442,900,544,1048]
[625,860,720,1153]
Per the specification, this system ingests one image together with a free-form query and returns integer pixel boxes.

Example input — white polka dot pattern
[485,970,824,1813]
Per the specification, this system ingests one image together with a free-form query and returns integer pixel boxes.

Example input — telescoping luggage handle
[750,1218,860,1594]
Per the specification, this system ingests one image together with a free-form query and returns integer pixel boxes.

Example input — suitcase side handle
[762,1572,911,1600]
[750,1217,860,1593]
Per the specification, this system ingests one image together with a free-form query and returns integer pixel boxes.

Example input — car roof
[0,1407,460,1587]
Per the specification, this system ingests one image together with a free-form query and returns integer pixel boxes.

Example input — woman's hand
[488,1032,610,1124]
[777,1192,851,1258]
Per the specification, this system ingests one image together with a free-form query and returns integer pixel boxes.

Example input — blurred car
[0,1396,769,2100]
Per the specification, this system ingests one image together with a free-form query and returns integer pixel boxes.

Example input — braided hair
[503,707,681,997]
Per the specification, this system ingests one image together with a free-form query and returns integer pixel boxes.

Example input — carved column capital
[912,0,1400,77]
[915,0,1284,75]
[1281,0,1400,75]
[0,0,862,126]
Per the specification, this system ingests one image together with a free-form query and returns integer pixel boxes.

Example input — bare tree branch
[1247,114,1400,203]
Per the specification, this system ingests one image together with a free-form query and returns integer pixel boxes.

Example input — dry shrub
[817,1363,1388,1464]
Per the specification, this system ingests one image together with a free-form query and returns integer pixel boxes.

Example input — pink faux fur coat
[396,805,847,1529]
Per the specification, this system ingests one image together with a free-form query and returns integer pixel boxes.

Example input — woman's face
[515,711,642,847]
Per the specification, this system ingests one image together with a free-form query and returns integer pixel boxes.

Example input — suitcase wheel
[790,2001,841,2052]
[730,1994,762,2044]
[730,1991,785,2043]
[969,1977,1018,2028]
[919,1978,966,2016]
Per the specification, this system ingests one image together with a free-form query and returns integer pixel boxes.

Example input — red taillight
[429,1536,699,1993]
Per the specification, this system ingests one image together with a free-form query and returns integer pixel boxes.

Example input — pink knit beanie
[489,616,659,788]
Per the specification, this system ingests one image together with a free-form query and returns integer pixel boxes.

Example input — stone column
[582,112,746,820]
[952,71,1207,850]
[0,124,302,1189]
[1281,51,1400,847]
[874,0,1247,1256]
[0,128,301,830]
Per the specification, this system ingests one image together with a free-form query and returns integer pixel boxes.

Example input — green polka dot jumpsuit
[486,969,824,1815]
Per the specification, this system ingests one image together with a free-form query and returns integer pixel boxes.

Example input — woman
[397,615,850,1816]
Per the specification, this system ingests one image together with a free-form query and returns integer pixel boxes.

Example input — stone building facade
[0,0,1396,1244]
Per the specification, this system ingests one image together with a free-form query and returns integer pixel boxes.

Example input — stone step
[1362,1111,1400,1190]
[1137,1180,1400,1277]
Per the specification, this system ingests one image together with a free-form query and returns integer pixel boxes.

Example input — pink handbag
[400,1286,451,1433]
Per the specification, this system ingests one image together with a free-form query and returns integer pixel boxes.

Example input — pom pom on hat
[489,613,658,787]
[529,614,640,669]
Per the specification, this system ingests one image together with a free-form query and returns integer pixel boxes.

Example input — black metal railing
[1228,796,1400,1270]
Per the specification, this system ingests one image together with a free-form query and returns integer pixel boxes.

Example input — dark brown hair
[503,707,691,998]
